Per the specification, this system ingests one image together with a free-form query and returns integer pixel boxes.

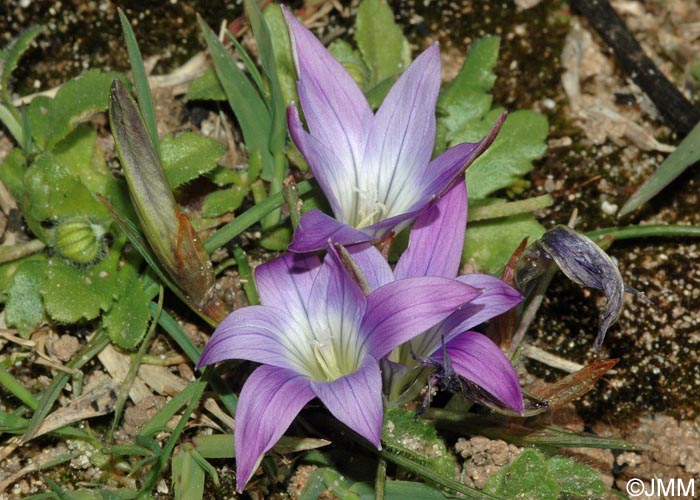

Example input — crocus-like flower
[197,244,482,491]
[350,180,524,412]
[283,8,503,252]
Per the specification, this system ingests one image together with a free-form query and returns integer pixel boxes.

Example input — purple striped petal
[283,7,371,181]
[196,305,294,370]
[444,274,523,336]
[347,243,394,292]
[289,209,373,252]
[306,246,367,376]
[361,277,481,359]
[288,105,352,220]
[310,355,383,448]
[255,251,321,319]
[235,365,314,491]
[394,180,467,280]
[362,45,441,219]
[439,331,523,413]
[422,114,506,198]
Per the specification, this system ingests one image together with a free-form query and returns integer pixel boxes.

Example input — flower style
[197,244,482,491]
[283,7,503,252]
[350,180,524,412]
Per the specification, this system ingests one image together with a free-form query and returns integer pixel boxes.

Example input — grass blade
[118,8,160,156]
[204,179,315,252]
[1,26,43,117]
[22,330,110,442]
[619,119,700,216]
[198,15,275,180]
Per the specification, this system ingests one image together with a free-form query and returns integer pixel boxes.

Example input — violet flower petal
[310,355,383,448]
[361,45,441,219]
[282,7,372,173]
[422,114,505,197]
[196,305,296,370]
[255,251,321,325]
[394,180,467,280]
[287,105,351,220]
[440,331,523,413]
[447,274,523,335]
[289,209,374,252]
[234,365,314,491]
[361,277,482,359]
[306,246,367,377]
[347,243,394,292]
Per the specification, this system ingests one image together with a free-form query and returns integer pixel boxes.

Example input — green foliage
[0,148,27,200]
[118,8,160,157]
[186,68,226,101]
[0,26,43,142]
[22,155,110,242]
[382,407,456,481]
[161,132,225,188]
[172,445,206,500]
[103,271,150,350]
[462,109,549,200]
[41,243,122,323]
[5,257,47,337]
[483,449,606,500]
[330,39,371,91]
[437,36,548,199]
[463,211,545,275]
[26,70,125,151]
[354,0,411,89]
[198,17,276,181]
[263,2,298,107]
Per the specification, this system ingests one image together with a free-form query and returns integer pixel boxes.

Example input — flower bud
[52,217,107,266]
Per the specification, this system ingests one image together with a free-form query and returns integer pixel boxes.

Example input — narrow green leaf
[354,0,410,88]
[198,16,275,180]
[263,3,298,107]
[161,132,225,188]
[172,447,205,500]
[118,8,160,156]
[1,26,43,116]
[233,246,259,305]
[204,179,316,252]
[225,31,267,99]
[0,102,23,144]
[22,330,110,442]
[245,0,287,153]
[0,364,39,410]
[619,118,700,216]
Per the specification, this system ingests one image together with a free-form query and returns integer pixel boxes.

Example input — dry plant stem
[0,239,46,264]
[508,261,557,359]
[570,0,700,135]
[522,344,585,373]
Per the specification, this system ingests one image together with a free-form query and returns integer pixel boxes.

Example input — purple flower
[197,244,481,491]
[283,7,503,252]
[350,181,524,413]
